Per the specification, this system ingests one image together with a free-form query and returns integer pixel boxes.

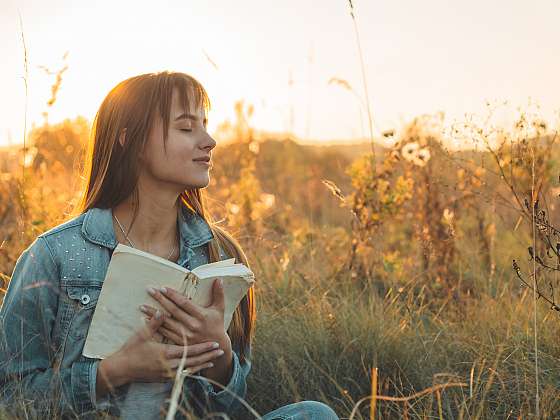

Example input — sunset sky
[1,0,559,148]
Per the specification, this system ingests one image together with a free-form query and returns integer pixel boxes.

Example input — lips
[193,156,211,162]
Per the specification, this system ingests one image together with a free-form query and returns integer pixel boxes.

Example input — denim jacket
[0,205,252,419]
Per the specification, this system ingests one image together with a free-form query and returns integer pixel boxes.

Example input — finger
[171,350,221,367]
[172,360,214,373]
[142,316,166,342]
[139,304,158,317]
[159,325,188,346]
[153,331,165,342]
[211,278,225,311]
[140,310,166,339]
[140,304,174,320]
[165,341,221,360]
[147,287,199,325]
[145,304,193,336]
[161,314,195,338]
[159,287,205,320]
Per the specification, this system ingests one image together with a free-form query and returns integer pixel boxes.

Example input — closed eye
[180,128,193,132]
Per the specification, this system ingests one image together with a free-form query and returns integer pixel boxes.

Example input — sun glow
[1,0,559,149]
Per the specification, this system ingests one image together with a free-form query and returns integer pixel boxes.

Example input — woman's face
[140,87,216,190]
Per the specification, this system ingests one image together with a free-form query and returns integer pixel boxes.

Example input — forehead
[171,87,205,120]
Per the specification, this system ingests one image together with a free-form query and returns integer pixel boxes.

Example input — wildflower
[21,146,38,168]
[416,148,431,163]
[401,142,419,162]
[532,119,547,131]
[405,147,430,167]
[249,141,259,154]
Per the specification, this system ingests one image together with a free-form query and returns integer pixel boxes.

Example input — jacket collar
[81,205,215,251]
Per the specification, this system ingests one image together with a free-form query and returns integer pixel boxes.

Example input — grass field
[1,105,559,419]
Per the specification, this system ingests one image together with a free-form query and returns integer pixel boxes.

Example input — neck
[112,181,181,256]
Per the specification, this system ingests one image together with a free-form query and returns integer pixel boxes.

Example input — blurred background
[1,0,560,418]
[1,0,559,147]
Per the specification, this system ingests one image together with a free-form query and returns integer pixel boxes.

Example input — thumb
[212,278,225,311]
[141,310,166,340]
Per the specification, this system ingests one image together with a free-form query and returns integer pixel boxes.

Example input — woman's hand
[95,310,225,397]
[141,278,227,347]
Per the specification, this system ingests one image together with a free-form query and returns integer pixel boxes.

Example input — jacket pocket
[63,281,103,340]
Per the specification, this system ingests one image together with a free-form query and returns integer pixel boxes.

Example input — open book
[82,243,255,359]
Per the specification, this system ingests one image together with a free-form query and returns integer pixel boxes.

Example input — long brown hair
[72,71,255,362]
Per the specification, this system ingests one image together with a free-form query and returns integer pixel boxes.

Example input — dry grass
[1,108,560,418]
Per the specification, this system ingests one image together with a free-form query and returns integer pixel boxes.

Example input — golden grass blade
[370,367,378,420]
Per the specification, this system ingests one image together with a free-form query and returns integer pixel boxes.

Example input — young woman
[0,71,339,419]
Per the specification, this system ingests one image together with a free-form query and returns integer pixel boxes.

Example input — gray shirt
[120,382,172,420]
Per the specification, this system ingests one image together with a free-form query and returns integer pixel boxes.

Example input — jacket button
[80,294,91,305]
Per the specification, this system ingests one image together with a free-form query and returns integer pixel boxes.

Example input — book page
[190,265,255,331]
[197,257,236,268]
[192,262,248,278]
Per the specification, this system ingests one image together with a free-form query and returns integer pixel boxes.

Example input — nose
[200,132,216,154]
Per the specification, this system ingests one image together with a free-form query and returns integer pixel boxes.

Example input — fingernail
[139,305,147,312]
[212,342,219,348]
[217,349,224,355]
[155,310,162,319]
[207,363,214,368]
[147,287,156,296]
[160,287,167,294]
[218,279,223,287]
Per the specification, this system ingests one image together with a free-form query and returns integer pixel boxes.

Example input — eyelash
[180,129,193,132]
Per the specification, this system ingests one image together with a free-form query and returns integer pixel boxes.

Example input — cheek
[144,134,202,181]
[167,133,194,155]
[172,142,196,163]
[165,140,198,170]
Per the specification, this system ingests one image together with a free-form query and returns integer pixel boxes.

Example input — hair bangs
[157,73,211,148]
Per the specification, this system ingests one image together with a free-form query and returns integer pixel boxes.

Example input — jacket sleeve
[0,236,101,416]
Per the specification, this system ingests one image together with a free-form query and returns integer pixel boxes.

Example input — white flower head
[249,141,260,154]
[412,157,427,167]
[401,142,420,162]
[416,148,431,163]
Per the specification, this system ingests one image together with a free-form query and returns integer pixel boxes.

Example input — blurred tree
[30,116,89,174]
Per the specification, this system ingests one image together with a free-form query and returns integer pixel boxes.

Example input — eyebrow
[174,113,208,124]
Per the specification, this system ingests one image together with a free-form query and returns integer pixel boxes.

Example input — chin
[185,177,210,189]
